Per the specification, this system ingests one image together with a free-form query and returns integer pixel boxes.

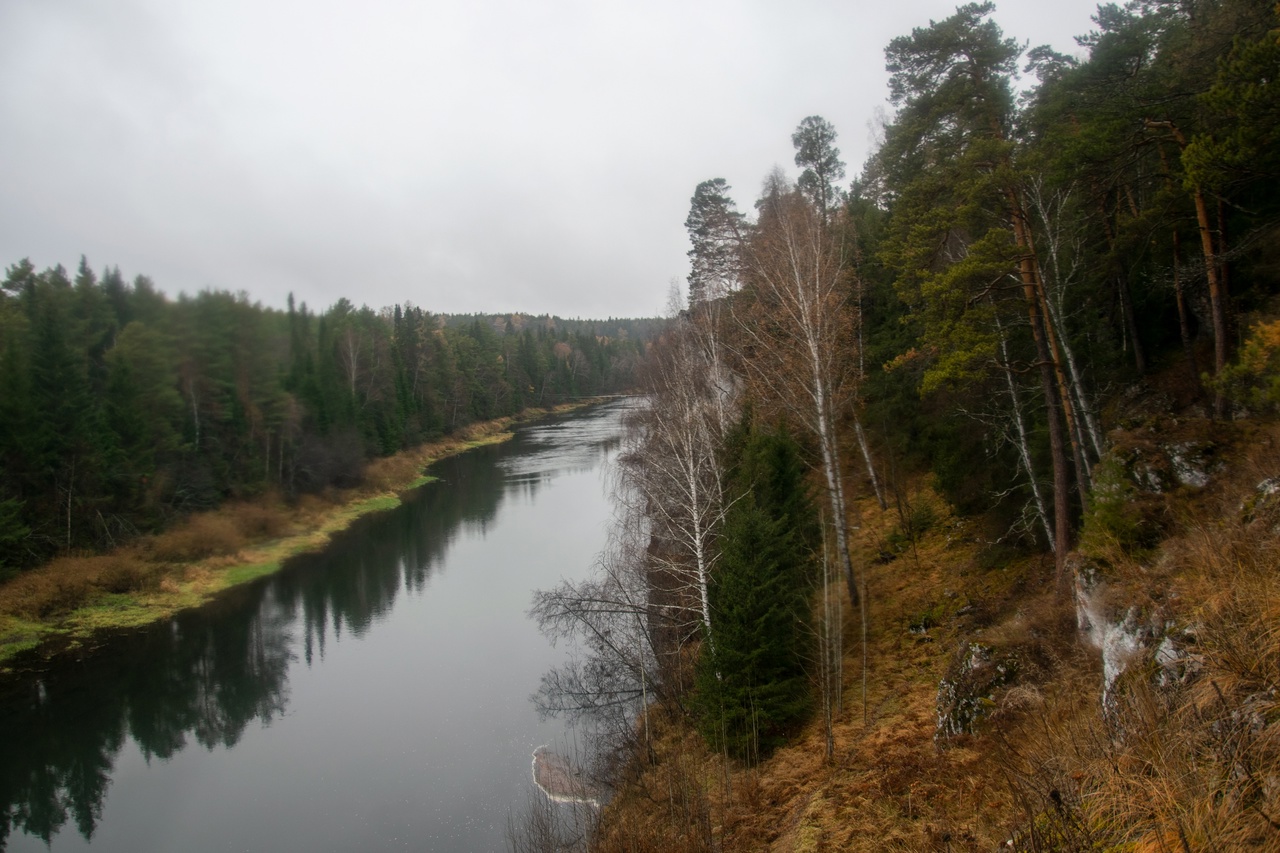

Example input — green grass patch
[70,606,155,632]
[94,592,140,609]
[405,474,439,489]
[462,433,513,450]
[0,615,51,666]
[223,561,281,587]
[63,591,198,634]
[348,494,401,516]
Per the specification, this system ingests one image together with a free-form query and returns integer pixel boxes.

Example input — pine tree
[685,178,745,307]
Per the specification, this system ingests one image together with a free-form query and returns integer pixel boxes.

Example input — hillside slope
[592,384,1280,852]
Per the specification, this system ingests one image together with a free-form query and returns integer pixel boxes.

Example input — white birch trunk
[852,408,886,510]
[997,320,1055,551]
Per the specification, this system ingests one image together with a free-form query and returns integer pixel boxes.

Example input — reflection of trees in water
[0,598,293,848]
[0,405,627,849]
[0,449,510,850]
[281,445,508,664]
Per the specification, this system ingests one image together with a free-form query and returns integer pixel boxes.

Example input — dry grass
[0,551,164,619]
[1001,558,1280,850]
[594,716,716,853]
[146,514,246,562]
[997,427,1280,852]
[364,452,427,492]
[224,499,294,539]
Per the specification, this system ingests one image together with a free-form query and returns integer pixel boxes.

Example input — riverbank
[0,402,599,669]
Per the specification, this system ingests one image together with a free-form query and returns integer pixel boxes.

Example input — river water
[0,402,630,852]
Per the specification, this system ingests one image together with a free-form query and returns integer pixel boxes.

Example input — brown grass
[594,717,716,853]
[997,428,1280,852]
[1000,567,1280,850]
[146,514,246,562]
[0,551,161,618]
[224,499,294,540]
[363,452,427,492]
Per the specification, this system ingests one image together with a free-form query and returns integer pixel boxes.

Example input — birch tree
[737,177,861,606]
[531,511,663,756]
[623,319,735,640]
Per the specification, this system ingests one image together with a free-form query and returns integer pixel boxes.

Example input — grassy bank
[0,402,596,669]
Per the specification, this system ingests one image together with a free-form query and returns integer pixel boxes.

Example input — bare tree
[736,177,861,607]
[531,334,735,763]
[624,316,737,640]
[1026,179,1105,467]
[995,312,1056,551]
[532,312,740,795]
[506,787,596,853]
[531,508,662,758]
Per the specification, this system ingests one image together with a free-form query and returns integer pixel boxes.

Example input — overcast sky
[2,0,1104,319]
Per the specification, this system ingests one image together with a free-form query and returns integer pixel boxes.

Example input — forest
[2,0,1279,847]
[0,262,650,573]
[523,0,1280,849]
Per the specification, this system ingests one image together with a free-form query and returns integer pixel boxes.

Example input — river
[0,401,631,852]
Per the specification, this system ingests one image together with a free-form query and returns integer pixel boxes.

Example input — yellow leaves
[884,345,936,373]
[1208,318,1280,412]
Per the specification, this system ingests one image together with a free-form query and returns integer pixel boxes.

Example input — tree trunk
[851,407,886,511]
[1008,194,1074,593]
[1009,190,1091,506]
[1194,179,1229,416]
[1115,270,1148,375]
[1172,229,1201,384]
[1043,293,1104,466]
[997,315,1055,551]
[1094,191,1148,375]
[814,381,857,604]
[1147,120,1230,416]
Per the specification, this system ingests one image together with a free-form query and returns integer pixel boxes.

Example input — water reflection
[0,596,292,846]
[0,403,629,851]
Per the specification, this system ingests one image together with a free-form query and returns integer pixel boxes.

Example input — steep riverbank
[0,402,598,668]
[590,400,1280,850]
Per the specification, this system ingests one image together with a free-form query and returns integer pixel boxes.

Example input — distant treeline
[0,257,654,571]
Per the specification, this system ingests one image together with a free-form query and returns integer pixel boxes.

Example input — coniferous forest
[0,258,651,573]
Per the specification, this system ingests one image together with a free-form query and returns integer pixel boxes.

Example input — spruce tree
[695,427,812,762]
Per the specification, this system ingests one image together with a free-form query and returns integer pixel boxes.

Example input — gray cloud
[1,0,1103,318]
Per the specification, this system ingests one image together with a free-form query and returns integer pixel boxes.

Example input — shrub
[1079,455,1162,561]
[1208,318,1280,413]
[363,453,422,492]
[148,515,244,561]
[97,557,161,594]
[225,502,291,540]
[0,555,108,618]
